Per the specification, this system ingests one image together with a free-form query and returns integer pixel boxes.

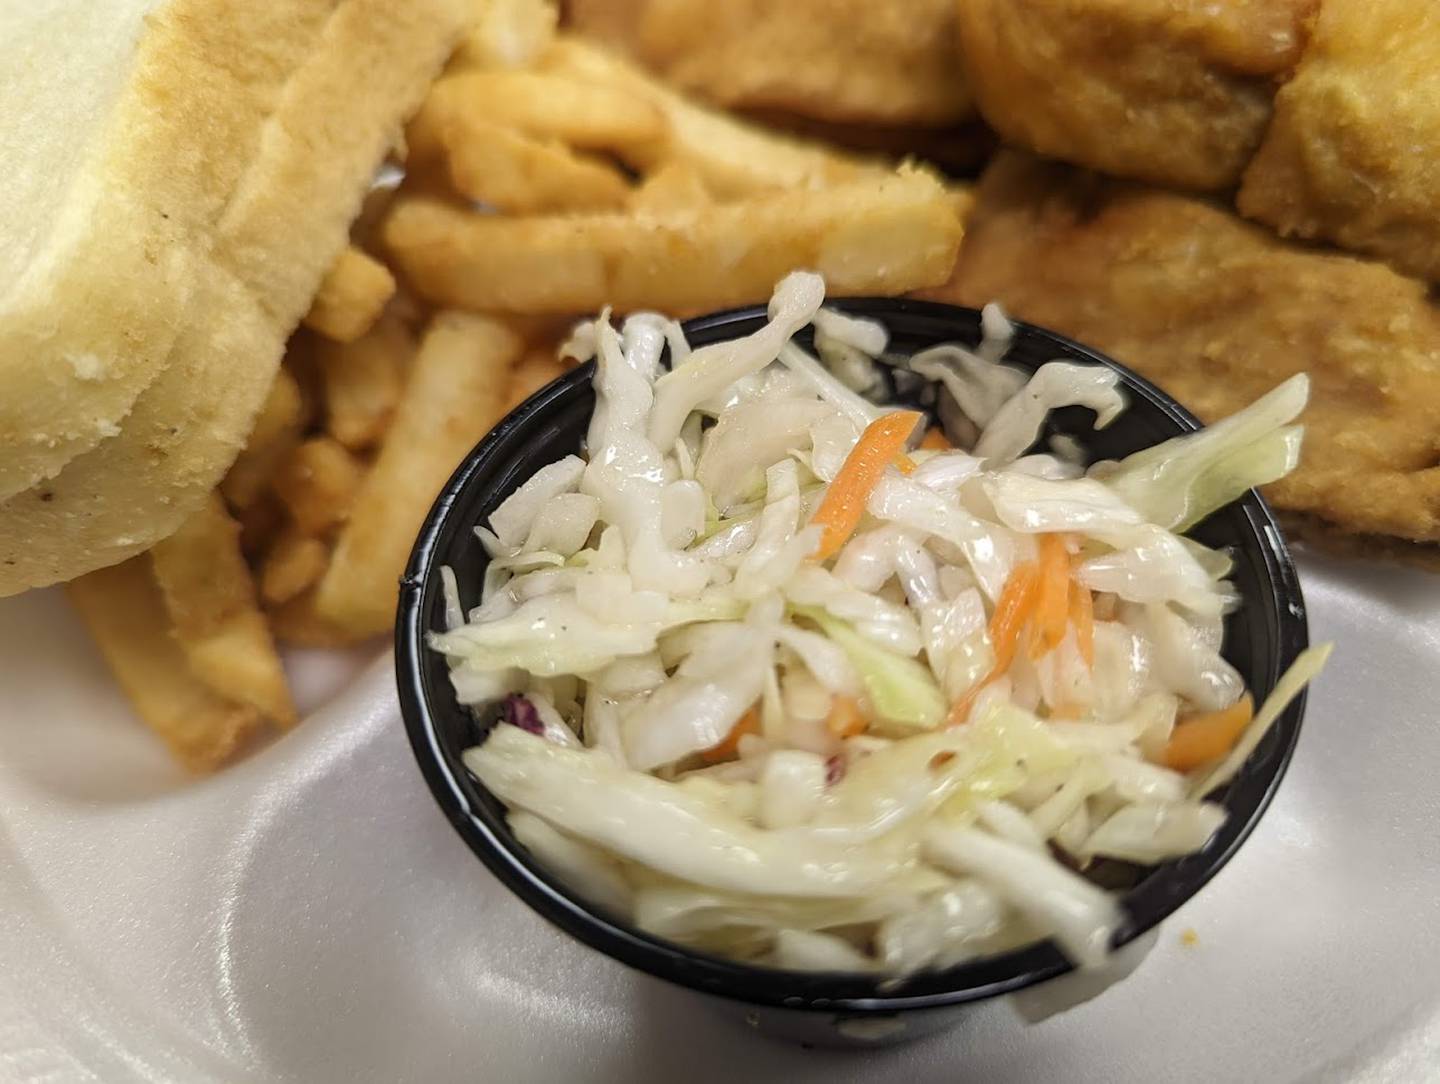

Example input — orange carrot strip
[995,566,1039,665]
[895,453,918,475]
[920,428,952,451]
[947,561,1041,726]
[701,707,759,763]
[809,410,923,561]
[825,695,867,738]
[1049,702,1086,721]
[947,684,984,728]
[1070,578,1095,668]
[1029,533,1071,659]
[1160,695,1256,771]
[990,561,1041,672]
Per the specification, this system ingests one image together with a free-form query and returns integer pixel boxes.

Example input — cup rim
[395,298,1310,1014]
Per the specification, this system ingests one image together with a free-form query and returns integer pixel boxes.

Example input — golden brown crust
[383,168,965,315]
[566,0,971,127]
[955,0,1316,190]
[0,0,335,499]
[66,556,268,772]
[539,39,884,198]
[0,0,470,596]
[1238,0,1440,282]
[925,151,1440,552]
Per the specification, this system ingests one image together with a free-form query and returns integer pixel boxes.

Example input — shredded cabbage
[924,824,1122,970]
[1101,374,1308,532]
[468,726,907,897]
[793,606,945,734]
[694,398,833,511]
[910,345,1028,429]
[481,456,587,556]
[813,306,889,358]
[976,362,1126,463]
[1193,644,1333,798]
[622,625,770,770]
[778,342,882,429]
[648,271,824,450]
[437,274,1328,981]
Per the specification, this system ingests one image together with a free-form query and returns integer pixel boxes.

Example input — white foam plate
[3,550,1437,1083]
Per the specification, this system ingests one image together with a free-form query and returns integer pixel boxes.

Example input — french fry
[501,313,587,349]
[150,494,297,728]
[267,587,375,648]
[383,166,965,314]
[68,557,266,772]
[220,368,303,510]
[260,529,331,606]
[409,70,665,157]
[314,312,523,635]
[540,38,879,197]
[506,347,570,411]
[313,308,414,451]
[444,120,632,213]
[271,437,366,537]
[284,339,324,433]
[234,492,286,561]
[630,161,712,214]
[452,0,557,70]
[302,245,397,343]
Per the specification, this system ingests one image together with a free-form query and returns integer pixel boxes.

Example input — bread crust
[0,0,338,499]
[0,0,470,595]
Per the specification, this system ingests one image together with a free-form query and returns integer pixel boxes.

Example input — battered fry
[954,0,1316,190]
[925,152,1440,562]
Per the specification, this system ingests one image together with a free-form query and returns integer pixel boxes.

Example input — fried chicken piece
[924,152,1440,561]
[564,0,971,127]
[954,0,1316,190]
[1239,0,1440,283]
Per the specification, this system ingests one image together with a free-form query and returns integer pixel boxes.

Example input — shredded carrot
[1160,695,1256,771]
[946,684,983,728]
[894,452,918,475]
[947,561,1041,726]
[1029,533,1071,658]
[989,561,1042,673]
[825,695,867,738]
[809,410,923,561]
[702,707,759,763]
[1069,578,1095,668]
[919,428,952,451]
[1049,702,1087,721]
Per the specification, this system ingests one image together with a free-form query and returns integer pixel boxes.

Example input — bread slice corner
[0,0,472,595]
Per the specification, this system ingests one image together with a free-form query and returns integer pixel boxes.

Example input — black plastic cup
[396,299,1310,1046]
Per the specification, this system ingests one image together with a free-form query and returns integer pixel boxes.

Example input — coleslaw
[430,272,1329,977]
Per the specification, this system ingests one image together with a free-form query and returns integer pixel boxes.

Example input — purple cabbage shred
[502,694,544,736]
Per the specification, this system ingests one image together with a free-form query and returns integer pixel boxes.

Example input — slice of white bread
[0,0,469,595]
[0,1,337,498]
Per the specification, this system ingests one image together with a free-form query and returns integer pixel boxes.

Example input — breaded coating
[1239,0,1440,283]
[924,152,1440,561]
[955,0,1316,190]
[565,0,970,127]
